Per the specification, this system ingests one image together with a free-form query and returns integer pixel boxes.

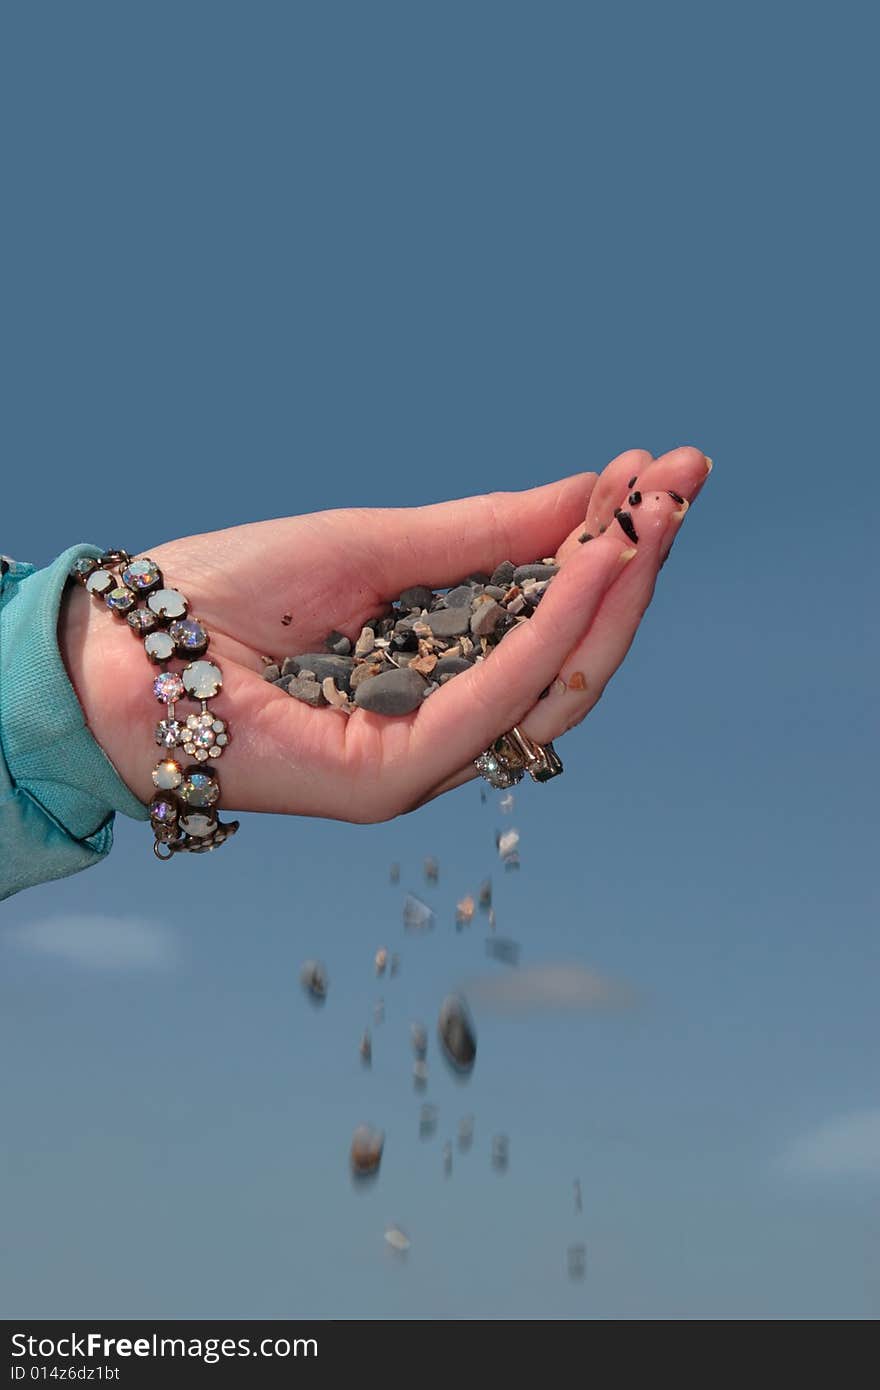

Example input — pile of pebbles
[261,560,559,717]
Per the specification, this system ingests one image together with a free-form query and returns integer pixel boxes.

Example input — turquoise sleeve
[0,545,150,903]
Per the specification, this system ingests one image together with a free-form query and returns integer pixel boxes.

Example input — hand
[61,446,711,823]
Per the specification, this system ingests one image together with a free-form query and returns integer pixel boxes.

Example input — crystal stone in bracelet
[170,617,208,656]
[127,608,159,636]
[145,631,176,663]
[147,588,188,621]
[85,568,116,597]
[121,559,162,592]
[105,585,138,614]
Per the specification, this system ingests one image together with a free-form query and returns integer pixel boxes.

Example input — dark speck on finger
[615,510,639,544]
[628,491,642,506]
[627,475,638,488]
[578,531,593,544]
[667,490,685,505]
[538,684,551,700]
[598,523,607,534]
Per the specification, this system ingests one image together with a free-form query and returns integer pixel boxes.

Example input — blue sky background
[1,2,876,1319]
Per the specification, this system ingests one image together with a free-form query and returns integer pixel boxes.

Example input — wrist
[59,576,153,807]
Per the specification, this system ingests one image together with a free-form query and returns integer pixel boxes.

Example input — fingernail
[672,497,690,521]
[704,456,713,473]
[619,545,637,564]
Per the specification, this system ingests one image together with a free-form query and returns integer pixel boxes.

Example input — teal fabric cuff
[0,544,150,902]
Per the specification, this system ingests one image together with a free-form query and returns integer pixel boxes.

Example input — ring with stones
[474,725,563,788]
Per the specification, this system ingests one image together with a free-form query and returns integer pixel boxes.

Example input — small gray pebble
[276,674,295,692]
[470,599,506,638]
[324,630,352,655]
[285,653,355,692]
[281,656,300,677]
[483,585,506,600]
[261,663,281,682]
[354,667,428,715]
[513,563,558,584]
[438,994,477,1074]
[443,585,474,609]
[398,585,434,610]
[392,614,421,650]
[425,608,472,638]
[433,655,474,679]
[490,560,516,587]
[467,572,491,585]
[288,677,326,707]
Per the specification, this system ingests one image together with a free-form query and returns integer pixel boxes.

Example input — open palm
[71,446,710,823]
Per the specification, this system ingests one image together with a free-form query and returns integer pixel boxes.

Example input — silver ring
[474,726,563,787]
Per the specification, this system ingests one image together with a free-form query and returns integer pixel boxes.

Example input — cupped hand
[62,446,711,823]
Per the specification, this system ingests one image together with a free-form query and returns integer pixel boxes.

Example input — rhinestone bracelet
[70,549,239,860]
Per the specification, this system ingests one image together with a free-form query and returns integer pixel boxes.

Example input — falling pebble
[500,792,515,814]
[423,856,439,885]
[478,879,492,910]
[503,851,521,872]
[457,1115,474,1151]
[491,1134,509,1172]
[442,1141,453,1177]
[497,828,519,861]
[486,936,521,967]
[389,862,400,884]
[299,960,329,1003]
[488,907,496,932]
[359,1030,372,1066]
[480,787,487,804]
[403,895,435,932]
[374,998,385,1025]
[410,1022,428,1058]
[438,994,477,1076]
[574,1179,583,1214]
[455,895,475,927]
[419,1103,438,1139]
[350,1124,384,1180]
[413,1060,428,1089]
[384,1226,411,1254]
[374,947,388,976]
[390,953,400,977]
[567,1244,586,1281]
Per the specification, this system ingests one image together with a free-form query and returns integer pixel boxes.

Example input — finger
[585,445,710,539]
[402,525,638,792]
[582,448,654,538]
[360,471,599,596]
[555,445,710,565]
[408,465,706,810]
[405,763,477,812]
[519,488,689,744]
